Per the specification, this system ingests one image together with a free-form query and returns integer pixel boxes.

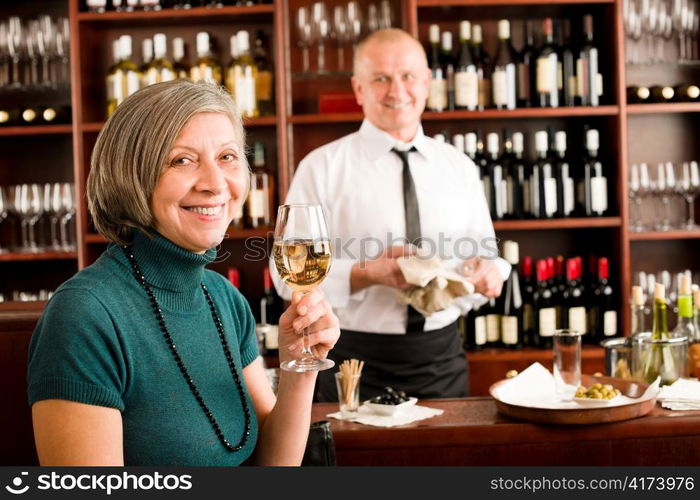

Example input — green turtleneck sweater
[28,231,259,466]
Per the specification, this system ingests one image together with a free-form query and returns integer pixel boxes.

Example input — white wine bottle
[106,35,141,117]
[144,33,175,86]
[225,31,258,118]
[172,37,190,79]
[190,32,222,84]
[139,38,154,89]
[246,142,273,228]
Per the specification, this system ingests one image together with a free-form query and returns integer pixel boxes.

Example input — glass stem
[298,290,314,363]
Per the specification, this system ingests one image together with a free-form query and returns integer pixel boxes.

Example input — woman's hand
[277,289,340,364]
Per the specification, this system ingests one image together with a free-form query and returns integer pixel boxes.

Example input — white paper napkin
[658,378,700,410]
[492,362,660,409]
[327,403,444,428]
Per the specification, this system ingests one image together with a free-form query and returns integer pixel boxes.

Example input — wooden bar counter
[311,398,700,466]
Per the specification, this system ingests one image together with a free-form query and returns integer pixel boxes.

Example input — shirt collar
[359,119,429,159]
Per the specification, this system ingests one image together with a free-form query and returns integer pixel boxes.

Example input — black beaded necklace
[122,246,251,452]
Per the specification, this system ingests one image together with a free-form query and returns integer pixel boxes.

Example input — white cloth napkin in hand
[396,255,475,316]
[327,403,444,428]
[658,378,700,410]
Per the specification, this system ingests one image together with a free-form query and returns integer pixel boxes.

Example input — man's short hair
[87,79,247,245]
[353,28,428,76]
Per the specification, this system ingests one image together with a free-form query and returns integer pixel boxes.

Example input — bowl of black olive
[365,386,417,416]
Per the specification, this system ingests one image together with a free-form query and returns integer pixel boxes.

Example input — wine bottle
[260,267,282,355]
[20,107,41,125]
[426,25,447,112]
[649,85,675,102]
[499,240,523,349]
[87,0,107,13]
[139,38,154,88]
[452,132,465,154]
[673,84,700,101]
[144,33,175,86]
[484,297,501,348]
[534,259,556,349]
[191,31,222,84]
[492,20,517,110]
[172,37,190,79]
[521,255,536,346]
[577,14,601,106]
[513,132,531,217]
[582,128,608,216]
[227,267,240,288]
[672,275,696,376]
[41,106,71,124]
[253,30,274,116]
[470,304,488,351]
[246,142,273,228]
[517,19,536,108]
[558,19,576,107]
[630,285,646,337]
[627,85,650,103]
[536,18,559,108]
[455,20,479,111]
[475,130,491,208]
[642,283,676,384]
[106,35,141,117]
[226,31,258,118]
[486,132,505,220]
[472,24,491,110]
[553,131,575,217]
[562,258,587,339]
[589,257,616,343]
[464,132,478,163]
[441,31,456,111]
[531,130,557,218]
[140,0,162,9]
[690,289,700,378]
[504,131,527,219]
[547,256,562,329]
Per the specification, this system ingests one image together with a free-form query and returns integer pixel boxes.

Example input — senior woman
[27,79,339,466]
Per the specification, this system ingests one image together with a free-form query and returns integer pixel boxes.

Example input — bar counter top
[311,398,700,466]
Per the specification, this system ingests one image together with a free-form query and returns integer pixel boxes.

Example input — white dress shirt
[271,119,510,334]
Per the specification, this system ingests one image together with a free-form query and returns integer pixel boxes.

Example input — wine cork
[654,282,665,300]
[694,289,700,309]
[680,275,692,295]
[631,285,644,306]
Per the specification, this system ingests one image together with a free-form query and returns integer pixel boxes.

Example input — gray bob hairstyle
[87,79,246,246]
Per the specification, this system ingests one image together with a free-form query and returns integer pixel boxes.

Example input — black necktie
[392,147,425,333]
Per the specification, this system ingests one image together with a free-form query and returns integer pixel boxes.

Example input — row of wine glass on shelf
[627,84,700,102]
[0,289,53,303]
[628,161,700,232]
[0,184,76,254]
[437,126,608,220]
[425,16,603,112]
[462,242,617,351]
[106,30,273,119]
[0,15,71,93]
[0,106,71,126]
[85,0,271,12]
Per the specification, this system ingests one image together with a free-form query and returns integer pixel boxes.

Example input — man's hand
[350,245,415,294]
[461,257,504,298]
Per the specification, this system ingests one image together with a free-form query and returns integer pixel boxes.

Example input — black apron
[317,321,469,402]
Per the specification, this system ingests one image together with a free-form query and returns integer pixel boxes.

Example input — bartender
[272,28,509,400]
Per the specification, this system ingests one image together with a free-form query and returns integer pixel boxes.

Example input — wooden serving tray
[489,374,658,425]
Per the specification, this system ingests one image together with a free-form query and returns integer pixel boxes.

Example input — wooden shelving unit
[0,125,73,136]
[628,229,700,241]
[627,102,700,115]
[494,217,622,231]
[0,251,78,263]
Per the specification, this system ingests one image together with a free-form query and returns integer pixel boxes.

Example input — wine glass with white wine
[273,204,334,372]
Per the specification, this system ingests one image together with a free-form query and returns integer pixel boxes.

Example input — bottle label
[568,75,578,98]
[428,79,448,111]
[565,177,575,215]
[247,189,267,219]
[478,75,491,108]
[523,179,531,214]
[517,62,530,101]
[591,176,608,214]
[145,67,174,85]
[492,69,508,107]
[256,70,273,101]
[536,56,553,93]
[474,316,487,346]
[486,314,501,342]
[501,316,519,345]
[523,303,534,332]
[556,61,563,91]
[576,58,587,97]
[568,306,587,334]
[264,325,279,350]
[596,73,604,97]
[455,70,478,109]
[544,177,558,216]
[107,74,119,101]
[603,310,617,337]
[126,71,140,97]
[539,307,556,337]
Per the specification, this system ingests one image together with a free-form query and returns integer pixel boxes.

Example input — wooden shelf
[85,228,272,244]
[77,4,274,25]
[628,229,700,241]
[494,217,622,231]
[0,125,72,137]
[417,0,613,5]
[288,113,364,124]
[627,102,700,115]
[84,233,107,244]
[0,251,77,262]
[468,345,604,362]
[83,116,276,133]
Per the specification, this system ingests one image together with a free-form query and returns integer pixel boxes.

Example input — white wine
[190,32,222,84]
[143,33,175,86]
[225,31,258,118]
[106,35,141,117]
[273,239,332,292]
